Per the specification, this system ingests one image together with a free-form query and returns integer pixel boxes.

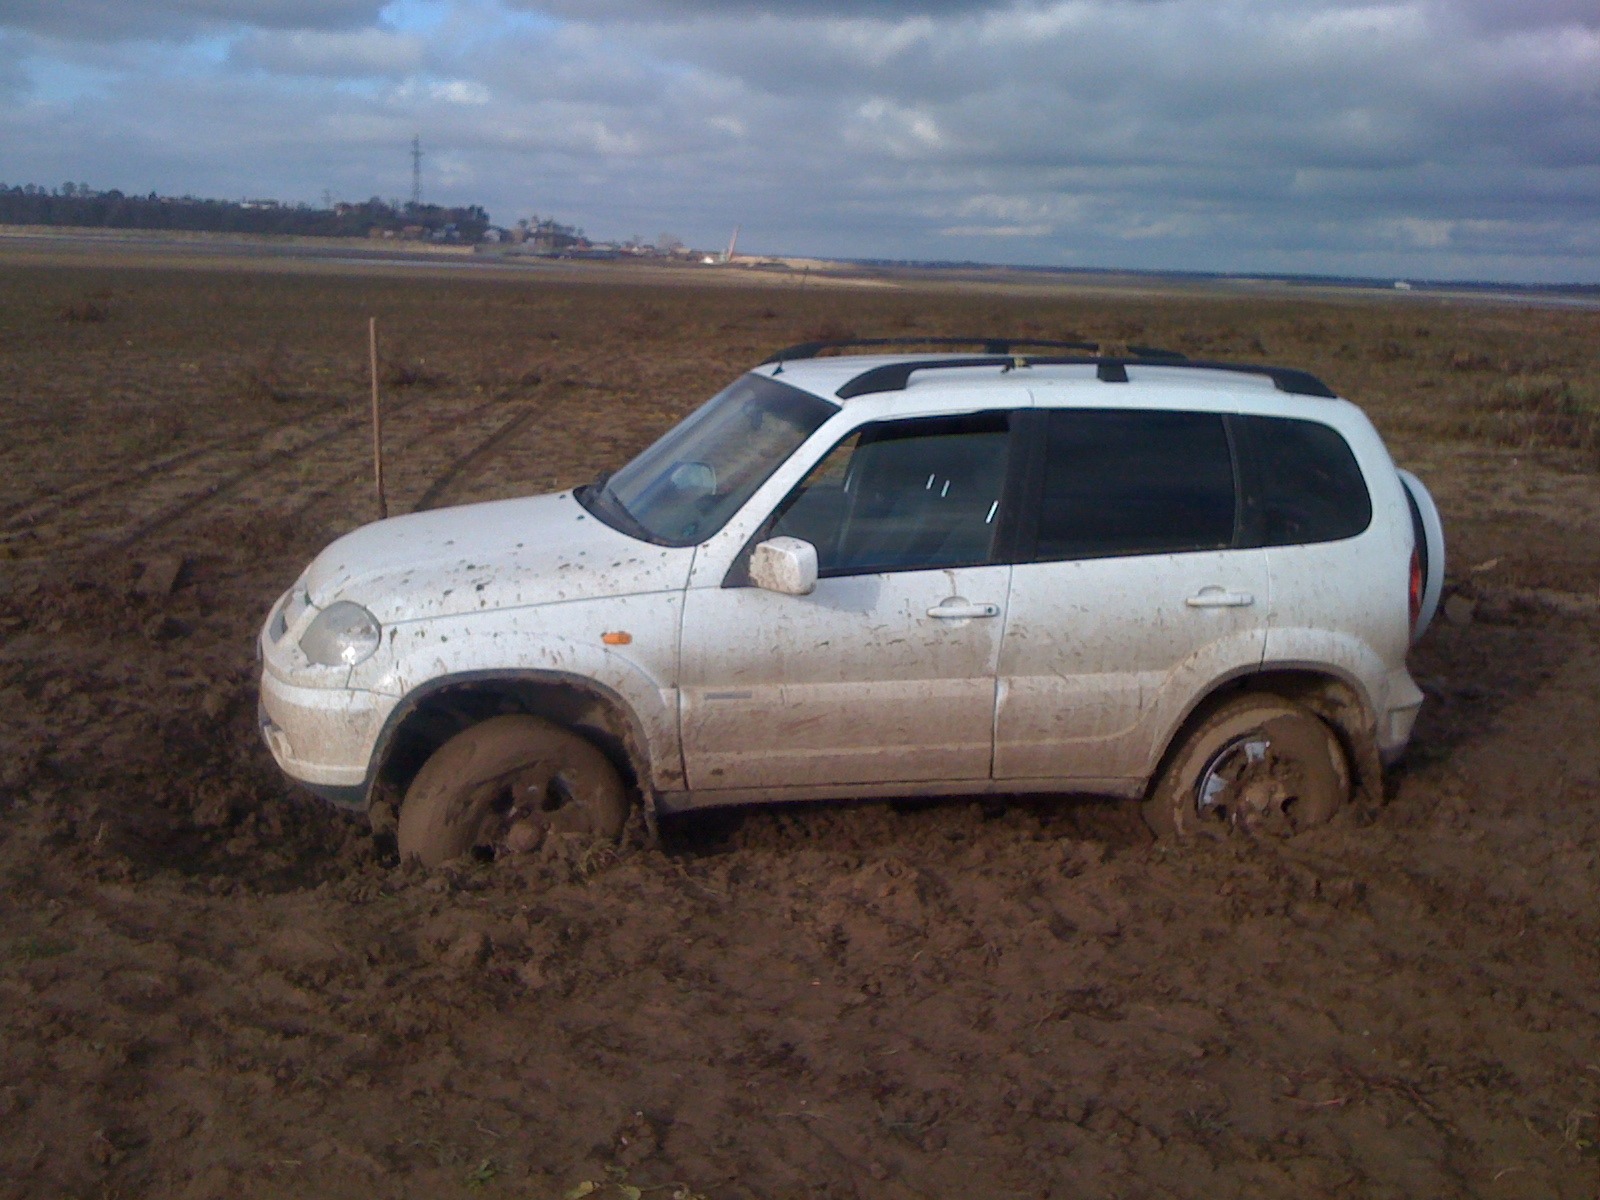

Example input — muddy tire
[396,715,628,868]
[1144,694,1349,841]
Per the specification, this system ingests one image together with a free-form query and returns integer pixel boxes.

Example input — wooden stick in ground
[369,316,388,520]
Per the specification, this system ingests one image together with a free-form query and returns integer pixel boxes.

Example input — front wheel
[396,715,628,868]
[1144,694,1349,841]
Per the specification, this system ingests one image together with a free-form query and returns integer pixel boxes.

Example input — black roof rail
[761,336,1188,365]
[835,356,1020,398]
[831,355,1338,400]
[1160,358,1338,398]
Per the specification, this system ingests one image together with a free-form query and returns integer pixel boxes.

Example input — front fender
[351,597,683,792]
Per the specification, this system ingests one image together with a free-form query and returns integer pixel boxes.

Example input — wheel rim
[1192,719,1334,835]
[462,762,609,859]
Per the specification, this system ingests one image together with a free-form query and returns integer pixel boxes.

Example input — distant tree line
[0,183,492,242]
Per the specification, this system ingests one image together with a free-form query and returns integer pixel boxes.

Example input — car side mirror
[748,537,818,596]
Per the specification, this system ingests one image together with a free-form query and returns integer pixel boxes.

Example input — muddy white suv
[259,338,1444,864]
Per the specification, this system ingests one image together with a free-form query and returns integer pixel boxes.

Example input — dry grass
[233,340,303,406]
[1446,374,1600,463]
[59,298,110,323]
[2,259,1597,514]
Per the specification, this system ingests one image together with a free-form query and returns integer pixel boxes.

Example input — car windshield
[580,373,837,546]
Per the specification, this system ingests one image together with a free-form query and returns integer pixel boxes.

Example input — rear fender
[1145,663,1386,808]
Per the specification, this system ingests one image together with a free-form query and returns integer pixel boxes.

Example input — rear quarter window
[1236,414,1372,546]
[1032,409,1236,561]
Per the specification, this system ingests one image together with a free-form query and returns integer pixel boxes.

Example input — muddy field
[2,247,1599,1199]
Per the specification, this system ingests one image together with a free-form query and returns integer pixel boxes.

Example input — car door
[993,407,1269,785]
[678,412,1017,793]
[1230,412,1397,668]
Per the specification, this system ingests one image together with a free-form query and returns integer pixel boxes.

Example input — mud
[2,251,1599,1198]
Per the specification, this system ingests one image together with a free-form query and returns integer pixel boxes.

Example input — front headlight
[300,601,381,667]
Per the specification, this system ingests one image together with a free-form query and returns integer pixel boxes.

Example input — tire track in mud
[408,398,556,512]
[93,394,511,558]
[2,381,586,577]
[2,407,402,566]
[7,395,437,563]
[93,386,566,560]
[277,378,579,520]
[0,403,362,532]
[273,392,551,522]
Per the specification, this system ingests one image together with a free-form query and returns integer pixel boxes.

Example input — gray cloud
[1443,0,1600,35]
[231,28,428,77]
[2,0,1597,281]
[515,0,1013,18]
[0,35,26,102]
[2,0,385,42]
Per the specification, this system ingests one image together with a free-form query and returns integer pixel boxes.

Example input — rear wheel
[1144,694,1349,841]
[396,715,628,868]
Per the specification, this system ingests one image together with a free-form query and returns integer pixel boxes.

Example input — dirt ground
[2,245,1599,1199]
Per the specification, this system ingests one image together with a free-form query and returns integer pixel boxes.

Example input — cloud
[0,35,27,102]
[845,98,948,158]
[1384,216,1455,249]
[1444,0,1600,36]
[2,0,387,42]
[388,77,492,105]
[1,0,1598,281]
[939,224,1053,237]
[949,193,1062,223]
[233,29,427,77]
[513,0,1009,18]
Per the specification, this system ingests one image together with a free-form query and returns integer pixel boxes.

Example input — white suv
[258,339,1445,864]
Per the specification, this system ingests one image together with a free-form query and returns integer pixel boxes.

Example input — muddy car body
[259,340,1445,863]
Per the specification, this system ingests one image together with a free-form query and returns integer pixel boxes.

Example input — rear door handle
[928,601,1000,619]
[1186,589,1254,608]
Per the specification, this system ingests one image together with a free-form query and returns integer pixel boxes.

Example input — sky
[1,1,1597,282]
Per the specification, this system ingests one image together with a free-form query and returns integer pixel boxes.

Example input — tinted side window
[1033,410,1236,561]
[769,413,1011,575]
[1237,415,1371,546]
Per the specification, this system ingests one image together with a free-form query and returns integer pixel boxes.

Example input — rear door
[994,407,1269,785]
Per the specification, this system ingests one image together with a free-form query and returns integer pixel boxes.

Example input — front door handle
[928,600,1000,619]
[1186,588,1255,608]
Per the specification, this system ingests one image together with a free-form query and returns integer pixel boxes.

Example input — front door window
[770,412,1010,574]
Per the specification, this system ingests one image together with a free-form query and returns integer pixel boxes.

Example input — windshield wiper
[576,475,663,545]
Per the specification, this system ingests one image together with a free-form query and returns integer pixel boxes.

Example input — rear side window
[1236,415,1371,546]
[1033,410,1236,561]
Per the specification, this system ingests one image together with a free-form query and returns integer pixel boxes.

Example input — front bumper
[258,667,397,809]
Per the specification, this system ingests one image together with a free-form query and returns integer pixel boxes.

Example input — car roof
[752,350,1344,408]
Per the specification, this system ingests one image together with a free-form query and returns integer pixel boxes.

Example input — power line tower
[410,135,423,208]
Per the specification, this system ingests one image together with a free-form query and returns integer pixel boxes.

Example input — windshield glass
[584,373,836,546]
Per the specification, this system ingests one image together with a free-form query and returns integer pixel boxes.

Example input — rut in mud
[2,253,1599,1199]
